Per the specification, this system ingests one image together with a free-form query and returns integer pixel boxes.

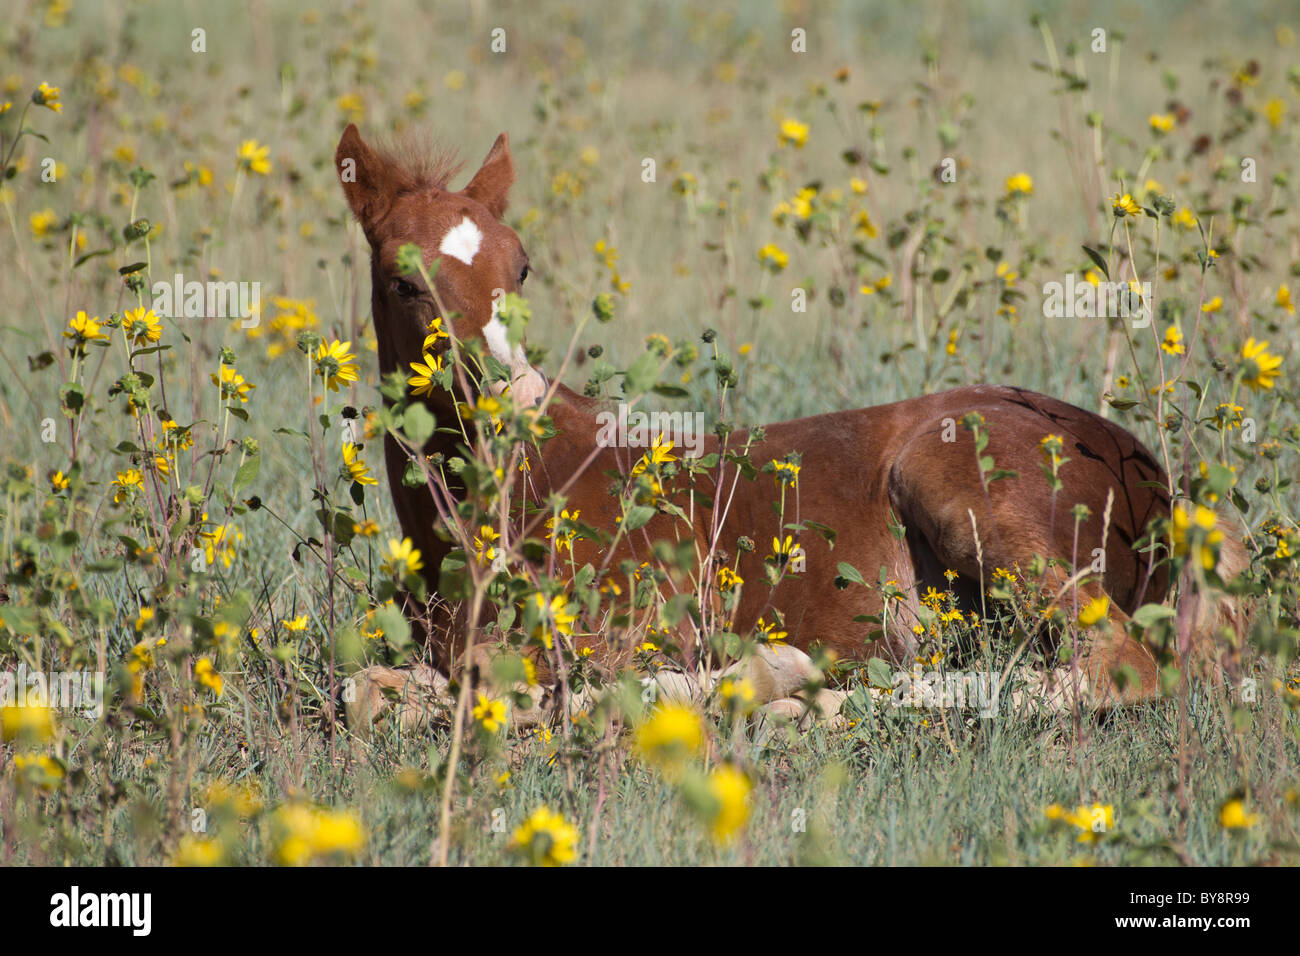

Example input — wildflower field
[2,0,1299,870]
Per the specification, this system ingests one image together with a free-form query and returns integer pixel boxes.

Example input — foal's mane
[372,128,464,192]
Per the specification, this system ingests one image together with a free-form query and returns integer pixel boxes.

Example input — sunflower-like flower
[341,442,378,486]
[777,117,809,148]
[1239,338,1282,391]
[530,592,576,650]
[631,435,677,476]
[1111,192,1141,217]
[193,657,224,697]
[122,307,162,348]
[473,524,500,565]
[1218,797,1259,829]
[545,508,581,554]
[704,764,752,844]
[754,616,788,645]
[510,807,578,866]
[1160,325,1184,355]
[634,704,704,770]
[314,339,359,392]
[1044,802,1114,842]
[1170,503,1223,572]
[382,537,424,576]
[1004,172,1034,195]
[757,243,789,272]
[237,139,272,176]
[33,82,61,113]
[212,365,255,403]
[63,310,107,353]
[716,566,744,592]
[407,352,444,398]
[473,693,506,733]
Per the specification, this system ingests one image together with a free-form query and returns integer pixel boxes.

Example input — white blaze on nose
[484,316,547,407]
[439,215,482,266]
[482,316,514,365]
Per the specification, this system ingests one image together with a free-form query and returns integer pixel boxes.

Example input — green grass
[1,0,1298,865]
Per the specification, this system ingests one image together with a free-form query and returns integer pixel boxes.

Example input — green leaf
[131,345,172,359]
[403,403,435,447]
[836,561,865,586]
[1131,603,1175,628]
[800,520,837,548]
[402,459,425,488]
[622,505,656,531]
[866,657,895,690]
[662,594,695,627]
[0,605,39,632]
[74,249,113,268]
[373,603,412,657]
[1205,463,1235,498]
[651,384,691,398]
[1081,245,1110,280]
[232,456,260,494]
[622,352,660,397]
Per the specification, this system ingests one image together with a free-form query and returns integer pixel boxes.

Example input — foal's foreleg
[726,645,849,734]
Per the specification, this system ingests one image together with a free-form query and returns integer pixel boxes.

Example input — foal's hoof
[750,688,850,745]
[1004,666,1097,715]
[720,644,823,702]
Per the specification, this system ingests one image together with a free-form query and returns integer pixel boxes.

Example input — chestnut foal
[334,124,1244,733]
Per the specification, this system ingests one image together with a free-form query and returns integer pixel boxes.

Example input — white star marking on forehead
[439,215,483,266]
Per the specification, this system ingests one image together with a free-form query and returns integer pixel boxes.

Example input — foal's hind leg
[1074,591,1160,706]
[1017,575,1160,711]
[889,464,1160,711]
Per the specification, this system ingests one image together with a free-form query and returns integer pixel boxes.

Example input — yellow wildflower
[1005,172,1034,195]
[236,139,272,176]
[510,807,578,866]
[778,117,809,148]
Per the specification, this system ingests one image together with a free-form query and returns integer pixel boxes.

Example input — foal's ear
[335,123,391,231]
[462,132,515,219]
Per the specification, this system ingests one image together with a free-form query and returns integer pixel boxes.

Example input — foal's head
[335,123,544,406]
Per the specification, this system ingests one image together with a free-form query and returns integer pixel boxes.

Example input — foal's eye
[393,279,420,299]
[518,265,529,285]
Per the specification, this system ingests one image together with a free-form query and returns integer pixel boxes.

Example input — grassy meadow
[0,0,1298,866]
